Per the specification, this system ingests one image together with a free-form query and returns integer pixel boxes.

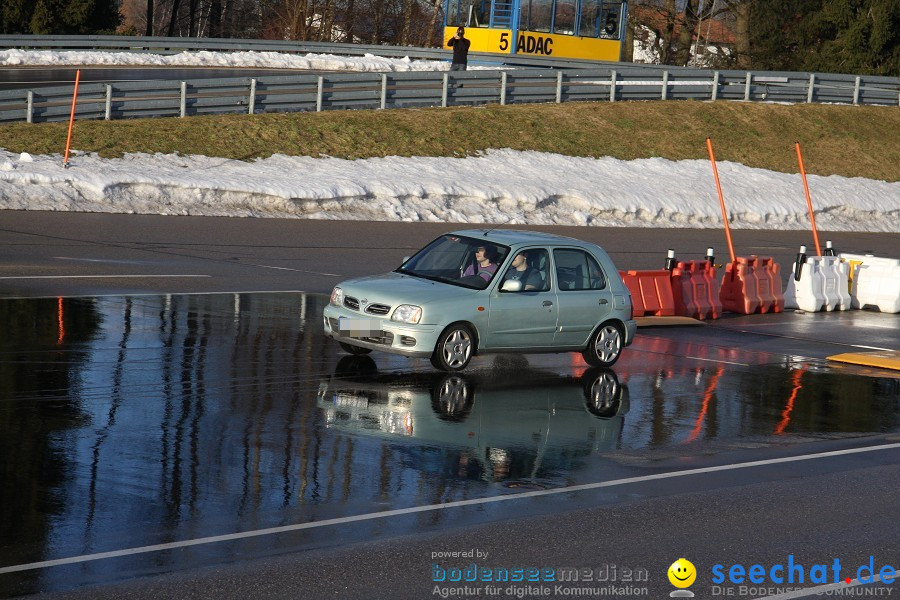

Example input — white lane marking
[0,275,210,280]
[0,442,897,575]
[756,570,900,600]
[851,344,894,351]
[686,356,750,366]
[246,263,344,277]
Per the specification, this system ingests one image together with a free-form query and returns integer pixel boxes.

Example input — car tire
[430,374,475,421]
[430,324,475,371]
[339,342,372,355]
[582,322,624,368]
[582,368,621,417]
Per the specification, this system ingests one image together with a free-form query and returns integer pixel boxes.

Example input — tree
[746,0,897,74]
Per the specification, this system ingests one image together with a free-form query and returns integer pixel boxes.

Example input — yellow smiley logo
[668,558,697,588]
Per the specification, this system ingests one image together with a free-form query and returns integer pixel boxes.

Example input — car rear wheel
[430,324,474,371]
[339,341,372,355]
[582,322,624,368]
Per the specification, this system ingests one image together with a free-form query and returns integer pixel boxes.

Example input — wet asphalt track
[0,213,898,600]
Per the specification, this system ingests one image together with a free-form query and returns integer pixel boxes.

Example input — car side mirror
[501,279,522,292]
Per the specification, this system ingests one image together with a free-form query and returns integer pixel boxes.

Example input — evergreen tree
[1,0,36,33]
[748,0,898,75]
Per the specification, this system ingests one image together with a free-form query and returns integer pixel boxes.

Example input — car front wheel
[582,322,624,368]
[430,324,475,371]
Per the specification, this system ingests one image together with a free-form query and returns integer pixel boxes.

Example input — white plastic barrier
[784,257,851,312]
[840,253,900,313]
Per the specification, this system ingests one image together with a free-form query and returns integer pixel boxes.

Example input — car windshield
[396,235,511,290]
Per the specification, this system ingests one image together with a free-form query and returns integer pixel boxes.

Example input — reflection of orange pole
[706,138,735,263]
[686,366,725,443]
[775,367,805,435]
[57,297,65,346]
[63,69,81,168]
[795,142,822,256]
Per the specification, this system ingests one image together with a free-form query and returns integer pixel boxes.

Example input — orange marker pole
[706,137,735,263]
[63,69,81,169]
[795,142,822,257]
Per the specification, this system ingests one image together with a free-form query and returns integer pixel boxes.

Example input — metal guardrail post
[610,70,617,102]
[316,76,324,112]
[853,76,861,105]
[661,70,668,100]
[712,71,719,101]
[744,73,752,101]
[180,81,187,117]
[807,74,815,103]
[249,78,256,115]
[380,73,387,109]
[500,72,507,105]
[26,90,33,123]
[556,71,562,103]
[105,84,112,119]
[442,73,448,108]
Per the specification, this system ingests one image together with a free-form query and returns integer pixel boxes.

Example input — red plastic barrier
[619,270,646,317]
[699,260,722,319]
[748,255,775,313]
[672,261,720,320]
[720,257,761,315]
[625,270,675,316]
[759,256,785,313]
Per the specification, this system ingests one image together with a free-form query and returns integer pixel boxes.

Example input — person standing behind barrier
[448,27,471,71]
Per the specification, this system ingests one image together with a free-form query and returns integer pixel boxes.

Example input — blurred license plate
[338,317,382,337]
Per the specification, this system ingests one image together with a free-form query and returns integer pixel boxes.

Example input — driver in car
[461,246,498,282]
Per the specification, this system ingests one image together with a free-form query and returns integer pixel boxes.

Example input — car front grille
[355,332,394,346]
[365,303,391,316]
[344,296,360,310]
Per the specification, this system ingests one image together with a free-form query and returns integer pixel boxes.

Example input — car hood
[339,271,478,305]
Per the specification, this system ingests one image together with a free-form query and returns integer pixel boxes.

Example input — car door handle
[599,298,609,305]
[542,300,553,307]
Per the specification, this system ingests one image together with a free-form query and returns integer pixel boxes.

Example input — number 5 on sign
[499,32,509,51]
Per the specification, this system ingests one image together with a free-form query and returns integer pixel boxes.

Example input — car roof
[451,228,589,247]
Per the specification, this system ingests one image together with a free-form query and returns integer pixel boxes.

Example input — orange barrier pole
[794,142,822,256]
[63,69,81,169]
[706,137,735,263]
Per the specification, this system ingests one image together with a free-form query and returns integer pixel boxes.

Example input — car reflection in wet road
[0,292,897,597]
[319,358,629,485]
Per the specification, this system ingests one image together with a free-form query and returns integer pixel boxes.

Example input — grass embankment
[0,101,898,181]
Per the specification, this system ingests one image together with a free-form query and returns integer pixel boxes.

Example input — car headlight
[330,286,344,306]
[391,304,423,324]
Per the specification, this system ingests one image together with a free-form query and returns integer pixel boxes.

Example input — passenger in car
[503,251,544,291]
[462,245,498,281]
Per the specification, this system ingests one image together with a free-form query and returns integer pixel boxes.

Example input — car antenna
[482,209,524,237]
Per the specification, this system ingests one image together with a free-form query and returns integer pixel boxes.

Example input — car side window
[554,249,607,291]
[501,248,551,292]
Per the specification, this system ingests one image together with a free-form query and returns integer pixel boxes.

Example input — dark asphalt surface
[0,212,898,600]
[1,210,896,298]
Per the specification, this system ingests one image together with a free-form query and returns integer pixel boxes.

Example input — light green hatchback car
[323,229,637,371]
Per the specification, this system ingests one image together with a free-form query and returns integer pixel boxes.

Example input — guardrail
[1,37,898,123]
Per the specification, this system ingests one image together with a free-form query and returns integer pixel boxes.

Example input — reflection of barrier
[620,270,675,316]
[671,261,719,320]
[839,253,900,313]
[784,256,851,312]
